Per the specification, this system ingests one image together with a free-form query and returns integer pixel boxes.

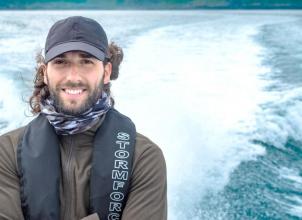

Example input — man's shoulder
[0,126,26,148]
[135,132,161,151]
[0,126,27,171]
[131,132,166,191]
[134,132,165,164]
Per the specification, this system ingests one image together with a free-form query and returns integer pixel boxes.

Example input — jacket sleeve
[121,142,167,220]
[0,134,24,220]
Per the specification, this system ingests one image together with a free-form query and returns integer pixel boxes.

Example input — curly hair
[29,42,124,114]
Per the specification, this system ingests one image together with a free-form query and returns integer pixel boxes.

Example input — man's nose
[66,63,81,81]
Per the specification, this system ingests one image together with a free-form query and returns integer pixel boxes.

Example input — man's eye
[53,59,67,65]
[81,59,93,64]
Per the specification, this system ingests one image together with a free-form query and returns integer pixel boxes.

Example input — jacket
[0,114,167,220]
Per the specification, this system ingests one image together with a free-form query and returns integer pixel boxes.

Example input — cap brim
[45,41,106,63]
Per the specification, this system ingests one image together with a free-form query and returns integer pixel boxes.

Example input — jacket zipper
[63,137,74,220]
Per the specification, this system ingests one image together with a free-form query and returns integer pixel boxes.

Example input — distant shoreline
[1,7,302,10]
[1,3,302,10]
[1,0,302,10]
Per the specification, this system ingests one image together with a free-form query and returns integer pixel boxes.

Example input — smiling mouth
[62,88,87,95]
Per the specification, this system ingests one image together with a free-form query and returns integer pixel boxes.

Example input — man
[0,16,167,220]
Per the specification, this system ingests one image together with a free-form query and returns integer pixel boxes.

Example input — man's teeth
[65,89,83,95]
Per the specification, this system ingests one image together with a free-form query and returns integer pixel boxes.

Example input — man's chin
[59,105,87,116]
[52,99,85,115]
[51,90,100,115]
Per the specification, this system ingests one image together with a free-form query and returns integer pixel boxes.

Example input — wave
[114,17,276,219]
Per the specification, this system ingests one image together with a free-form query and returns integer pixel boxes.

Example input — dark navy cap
[44,16,108,63]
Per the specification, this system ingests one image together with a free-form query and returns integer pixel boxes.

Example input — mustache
[58,81,87,88]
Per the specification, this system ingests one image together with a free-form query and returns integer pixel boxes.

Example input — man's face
[44,51,111,115]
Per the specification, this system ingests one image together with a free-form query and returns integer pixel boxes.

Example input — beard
[47,77,104,116]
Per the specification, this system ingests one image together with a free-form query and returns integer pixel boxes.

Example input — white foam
[113,16,274,219]
[288,196,302,217]
[113,13,302,219]
[0,75,31,135]
[279,167,302,186]
[253,86,302,149]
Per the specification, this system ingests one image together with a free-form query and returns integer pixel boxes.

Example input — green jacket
[0,116,167,220]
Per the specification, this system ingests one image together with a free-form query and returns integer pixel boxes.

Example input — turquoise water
[0,10,301,219]
[221,17,302,219]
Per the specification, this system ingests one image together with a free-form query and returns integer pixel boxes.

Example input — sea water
[0,10,301,220]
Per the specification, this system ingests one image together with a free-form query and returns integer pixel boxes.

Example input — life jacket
[17,108,136,220]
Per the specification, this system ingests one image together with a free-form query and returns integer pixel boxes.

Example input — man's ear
[103,62,112,84]
[42,64,48,85]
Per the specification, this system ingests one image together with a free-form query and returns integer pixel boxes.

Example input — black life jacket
[17,108,136,220]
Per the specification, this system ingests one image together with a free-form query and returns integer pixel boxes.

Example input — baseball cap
[44,16,108,63]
